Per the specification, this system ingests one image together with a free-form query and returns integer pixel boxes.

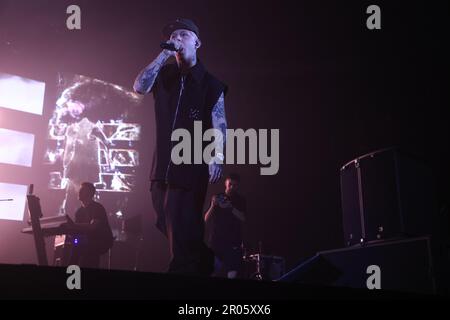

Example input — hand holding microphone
[160,40,182,57]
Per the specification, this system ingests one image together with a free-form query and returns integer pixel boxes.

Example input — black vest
[150,60,227,190]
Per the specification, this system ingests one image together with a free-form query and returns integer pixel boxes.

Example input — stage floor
[0,263,440,300]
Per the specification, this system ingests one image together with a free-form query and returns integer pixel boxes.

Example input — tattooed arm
[209,92,227,184]
[133,51,171,95]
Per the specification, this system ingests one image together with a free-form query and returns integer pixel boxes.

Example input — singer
[133,18,228,275]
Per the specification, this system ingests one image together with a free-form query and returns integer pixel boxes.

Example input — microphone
[160,42,179,52]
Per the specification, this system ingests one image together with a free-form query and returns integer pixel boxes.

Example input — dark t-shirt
[207,192,246,252]
[74,201,113,253]
[149,60,228,190]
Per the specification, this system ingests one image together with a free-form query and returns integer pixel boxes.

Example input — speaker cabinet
[278,237,441,294]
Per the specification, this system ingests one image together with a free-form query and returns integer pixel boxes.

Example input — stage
[0,263,440,300]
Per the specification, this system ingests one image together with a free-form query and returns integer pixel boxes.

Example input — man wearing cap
[133,19,228,275]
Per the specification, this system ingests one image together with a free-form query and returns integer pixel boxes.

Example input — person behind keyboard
[62,182,113,268]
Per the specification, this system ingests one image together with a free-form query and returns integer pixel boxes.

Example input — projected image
[44,73,143,215]
[98,173,136,192]
[0,128,35,167]
[110,149,139,167]
[100,123,140,141]
[0,73,45,115]
[0,183,28,221]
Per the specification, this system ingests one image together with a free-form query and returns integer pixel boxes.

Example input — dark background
[0,0,448,272]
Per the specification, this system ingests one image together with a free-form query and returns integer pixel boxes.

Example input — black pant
[151,181,214,275]
[212,246,243,274]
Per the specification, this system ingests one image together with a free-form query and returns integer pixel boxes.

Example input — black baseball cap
[162,18,200,38]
